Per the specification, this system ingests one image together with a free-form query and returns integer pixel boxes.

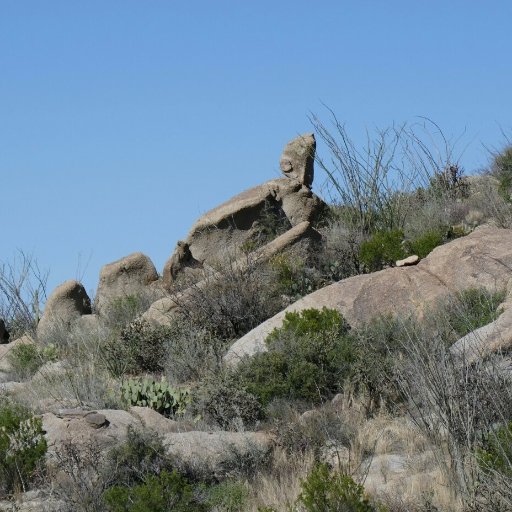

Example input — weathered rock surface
[279,133,316,187]
[162,431,272,479]
[36,280,91,342]
[226,226,512,364]
[0,318,9,344]
[451,280,512,360]
[42,407,270,479]
[94,252,159,315]
[162,133,326,287]
[0,491,66,511]
[396,255,420,267]
[145,221,321,327]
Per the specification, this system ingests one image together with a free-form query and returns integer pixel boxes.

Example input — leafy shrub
[477,421,512,477]
[0,398,47,497]
[206,480,249,511]
[193,372,264,430]
[104,469,205,512]
[103,319,170,377]
[405,229,445,258]
[492,146,512,201]
[236,308,355,405]
[446,287,505,338]
[121,377,190,417]
[7,342,58,380]
[297,463,378,511]
[359,230,405,271]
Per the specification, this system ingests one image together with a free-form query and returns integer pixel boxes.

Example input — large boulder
[225,226,512,364]
[94,252,159,315]
[279,132,316,187]
[0,318,8,344]
[36,281,91,342]
[162,134,326,288]
[42,408,271,480]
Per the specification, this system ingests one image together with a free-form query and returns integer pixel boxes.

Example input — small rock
[395,255,420,267]
[84,412,108,428]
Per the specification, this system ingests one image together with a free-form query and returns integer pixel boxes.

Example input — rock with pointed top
[37,280,91,342]
[95,252,159,315]
[280,133,316,187]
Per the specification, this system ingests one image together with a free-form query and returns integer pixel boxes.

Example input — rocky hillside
[1,132,512,511]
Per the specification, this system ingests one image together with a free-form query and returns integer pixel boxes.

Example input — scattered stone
[94,252,159,315]
[162,241,203,285]
[396,255,420,267]
[280,133,316,187]
[84,412,108,428]
[36,280,91,342]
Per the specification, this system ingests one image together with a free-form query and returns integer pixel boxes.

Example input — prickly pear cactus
[121,377,190,417]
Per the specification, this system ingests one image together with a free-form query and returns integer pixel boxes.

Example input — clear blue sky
[1,1,511,299]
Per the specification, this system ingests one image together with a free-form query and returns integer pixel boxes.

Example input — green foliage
[206,480,249,511]
[477,421,512,477]
[0,398,47,497]
[236,308,355,405]
[103,319,170,377]
[7,342,58,380]
[405,229,445,258]
[270,253,317,299]
[447,287,505,338]
[297,463,378,512]
[492,146,512,201]
[121,377,190,417]
[104,469,205,512]
[359,230,405,272]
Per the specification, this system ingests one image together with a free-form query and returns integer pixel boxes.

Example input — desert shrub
[236,308,355,406]
[428,164,469,200]
[103,319,170,377]
[270,252,319,300]
[477,421,512,477]
[351,315,412,412]
[272,403,354,460]
[192,372,264,430]
[176,260,283,340]
[99,293,158,332]
[206,480,249,511]
[164,318,228,384]
[359,230,405,271]
[446,287,505,338]
[297,463,378,511]
[7,342,58,380]
[0,398,47,497]
[405,229,445,258]
[121,377,190,417]
[491,146,512,201]
[104,469,204,512]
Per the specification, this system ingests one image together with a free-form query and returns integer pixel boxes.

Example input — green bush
[206,480,249,511]
[359,230,405,271]
[0,398,47,497]
[477,421,512,477]
[103,319,170,377]
[104,469,205,512]
[7,342,58,380]
[405,229,445,258]
[297,463,378,511]
[121,377,190,417]
[446,287,505,338]
[492,146,512,201]
[236,308,355,405]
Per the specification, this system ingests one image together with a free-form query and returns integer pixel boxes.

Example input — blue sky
[1,1,511,298]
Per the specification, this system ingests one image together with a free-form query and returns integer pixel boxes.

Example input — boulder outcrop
[162,134,326,287]
[36,281,91,342]
[225,226,512,364]
[279,132,316,187]
[94,252,159,315]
